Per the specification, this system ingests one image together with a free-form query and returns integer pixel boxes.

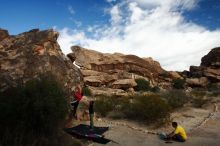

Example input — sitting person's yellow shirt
[174,125,187,140]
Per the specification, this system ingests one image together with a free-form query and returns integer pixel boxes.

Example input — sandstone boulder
[81,70,103,77]
[0,28,9,41]
[186,77,209,87]
[188,47,220,84]
[82,70,117,87]
[84,76,102,87]
[89,86,128,96]
[70,46,165,89]
[111,79,137,89]
[169,71,183,79]
[203,68,220,82]
[0,28,82,92]
[201,47,220,67]
[189,66,204,77]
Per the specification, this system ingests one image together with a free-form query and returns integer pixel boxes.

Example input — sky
[1,0,220,71]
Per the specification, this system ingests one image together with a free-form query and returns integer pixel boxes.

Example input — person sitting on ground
[70,85,83,120]
[167,122,187,142]
[89,100,94,129]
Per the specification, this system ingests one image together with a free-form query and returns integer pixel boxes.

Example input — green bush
[82,86,92,96]
[172,79,185,89]
[134,78,151,92]
[94,95,118,117]
[122,94,171,123]
[161,90,189,109]
[0,75,68,146]
[95,94,171,124]
[151,86,160,92]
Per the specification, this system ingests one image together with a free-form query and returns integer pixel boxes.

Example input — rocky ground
[78,99,220,146]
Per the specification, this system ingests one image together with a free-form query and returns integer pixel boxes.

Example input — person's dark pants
[172,134,186,142]
[90,114,94,129]
[71,101,79,119]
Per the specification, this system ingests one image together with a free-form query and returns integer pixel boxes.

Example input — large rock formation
[201,47,220,67]
[186,47,220,87]
[0,28,9,41]
[186,77,209,87]
[67,46,175,92]
[0,28,82,92]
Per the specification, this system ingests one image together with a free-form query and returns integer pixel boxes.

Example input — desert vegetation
[172,78,185,89]
[190,88,214,108]
[0,74,81,146]
[134,78,160,93]
[161,89,190,109]
[121,94,171,123]
[82,85,92,96]
[94,85,218,125]
[134,78,151,92]
[94,93,171,124]
[207,84,220,97]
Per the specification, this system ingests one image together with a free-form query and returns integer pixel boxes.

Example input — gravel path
[88,102,220,146]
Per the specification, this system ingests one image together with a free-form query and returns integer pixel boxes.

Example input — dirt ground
[86,101,220,146]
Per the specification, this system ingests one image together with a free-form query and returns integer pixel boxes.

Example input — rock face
[0,28,9,41]
[201,47,220,67]
[68,46,168,92]
[89,86,128,96]
[112,79,137,89]
[187,47,220,87]
[186,77,209,87]
[0,28,82,92]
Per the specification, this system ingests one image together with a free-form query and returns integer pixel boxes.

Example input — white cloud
[69,17,82,27]
[58,0,220,71]
[109,5,122,25]
[68,5,75,15]
[106,0,117,3]
[129,0,199,10]
[58,28,86,55]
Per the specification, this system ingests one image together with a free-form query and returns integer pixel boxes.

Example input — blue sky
[183,0,220,30]
[0,0,110,34]
[1,0,220,71]
[1,0,220,34]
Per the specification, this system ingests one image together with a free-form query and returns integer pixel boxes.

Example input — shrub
[94,94,171,124]
[122,94,171,123]
[191,90,211,108]
[191,90,207,98]
[0,75,68,146]
[94,95,118,117]
[82,86,92,96]
[161,90,189,109]
[134,78,151,92]
[151,86,160,92]
[172,79,185,89]
[159,71,170,78]
[207,84,220,97]
[192,97,210,108]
